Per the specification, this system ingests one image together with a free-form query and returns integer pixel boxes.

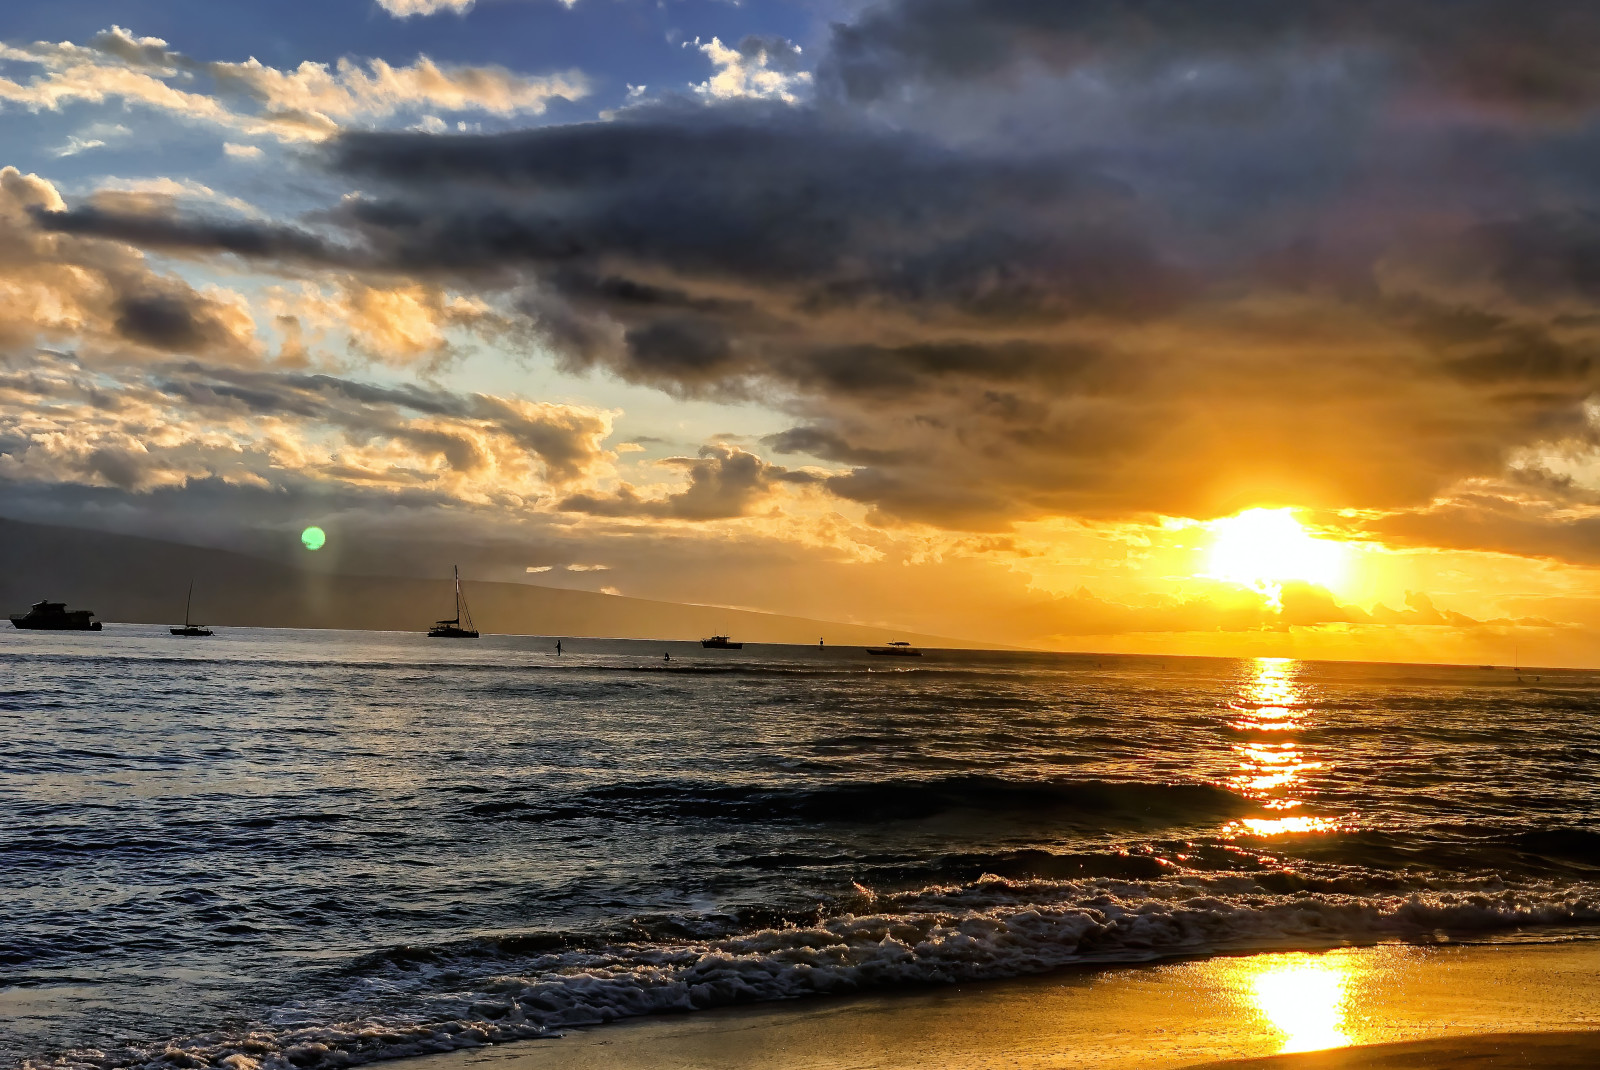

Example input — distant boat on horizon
[700,635,743,649]
[866,641,922,657]
[9,600,102,631]
[170,581,213,637]
[428,566,480,638]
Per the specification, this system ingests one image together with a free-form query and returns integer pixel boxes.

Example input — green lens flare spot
[301,526,327,551]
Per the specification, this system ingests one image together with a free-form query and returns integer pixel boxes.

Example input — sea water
[3,627,1598,1068]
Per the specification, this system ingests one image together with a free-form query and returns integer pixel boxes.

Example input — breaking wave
[30,877,1600,1070]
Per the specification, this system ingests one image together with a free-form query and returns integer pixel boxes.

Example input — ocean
[4,628,1598,1069]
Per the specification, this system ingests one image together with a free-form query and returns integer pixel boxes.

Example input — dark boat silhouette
[170,581,213,637]
[866,641,922,656]
[428,566,480,638]
[9,600,102,631]
[700,635,743,649]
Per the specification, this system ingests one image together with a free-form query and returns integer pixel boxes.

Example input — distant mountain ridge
[0,517,974,647]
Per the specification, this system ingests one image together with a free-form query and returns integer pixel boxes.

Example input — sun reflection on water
[1225,658,1345,837]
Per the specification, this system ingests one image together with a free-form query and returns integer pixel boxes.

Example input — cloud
[90,176,263,218]
[691,36,812,104]
[559,444,817,520]
[266,278,519,366]
[376,0,478,16]
[26,1,1600,552]
[54,136,105,157]
[0,352,617,500]
[0,26,589,142]
[53,121,132,156]
[1009,582,1550,640]
[820,0,1600,117]
[223,142,264,159]
[0,166,260,364]
[40,94,1600,532]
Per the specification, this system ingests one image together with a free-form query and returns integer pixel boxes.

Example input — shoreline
[394,940,1600,1070]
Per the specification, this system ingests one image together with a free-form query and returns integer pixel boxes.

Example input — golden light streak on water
[1224,658,1347,838]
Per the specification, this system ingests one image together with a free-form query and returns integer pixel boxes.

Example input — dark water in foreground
[3,628,1599,1069]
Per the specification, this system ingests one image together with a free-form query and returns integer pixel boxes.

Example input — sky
[5,0,1600,664]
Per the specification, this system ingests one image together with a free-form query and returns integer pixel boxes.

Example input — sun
[1204,508,1346,591]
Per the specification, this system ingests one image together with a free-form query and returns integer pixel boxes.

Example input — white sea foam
[32,880,1600,1070]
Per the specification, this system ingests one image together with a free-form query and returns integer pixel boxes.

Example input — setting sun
[1205,509,1347,591]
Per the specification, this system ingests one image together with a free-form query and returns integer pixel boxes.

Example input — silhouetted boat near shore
[866,641,921,656]
[9,600,101,630]
[171,581,213,637]
[428,566,480,638]
[700,635,743,649]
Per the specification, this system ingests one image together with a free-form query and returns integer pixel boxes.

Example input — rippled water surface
[3,628,1598,1068]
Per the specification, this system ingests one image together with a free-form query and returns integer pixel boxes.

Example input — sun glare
[1245,954,1355,1053]
[1205,509,1345,591]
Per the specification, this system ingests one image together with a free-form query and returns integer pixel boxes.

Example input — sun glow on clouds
[1205,509,1348,595]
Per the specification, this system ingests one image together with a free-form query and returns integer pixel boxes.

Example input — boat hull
[170,626,213,636]
[10,615,101,630]
[428,626,479,638]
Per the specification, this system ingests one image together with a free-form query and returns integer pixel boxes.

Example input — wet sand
[1187,1032,1600,1068]
[400,940,1600,1070]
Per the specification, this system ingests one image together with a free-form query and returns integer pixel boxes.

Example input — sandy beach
[396,941,1600,1070]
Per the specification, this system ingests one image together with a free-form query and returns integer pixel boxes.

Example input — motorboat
[9,600,101,630]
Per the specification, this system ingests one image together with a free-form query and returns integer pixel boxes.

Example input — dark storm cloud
[113,294,242,353]
[36,107,1163,319]
[763,426,907,467]
[822,0,1600,115]
[32,203,356,266]
[623,319,738,384]
[26,2,1600,552]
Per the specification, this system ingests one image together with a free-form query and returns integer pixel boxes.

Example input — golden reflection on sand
[1249,954,1353,1052]
[1225,658,1345,837]
[1213,951,1360,1054]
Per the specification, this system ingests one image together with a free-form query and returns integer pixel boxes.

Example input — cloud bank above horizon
[4,0,1600,661]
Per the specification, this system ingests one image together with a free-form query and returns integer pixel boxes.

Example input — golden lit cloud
[0,27,588,142]
[0,166,261,364]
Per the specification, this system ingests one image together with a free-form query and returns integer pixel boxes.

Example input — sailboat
[429,566,480,638]
[170,581,213,637]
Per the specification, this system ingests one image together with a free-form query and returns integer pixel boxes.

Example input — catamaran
[429,566,480,638]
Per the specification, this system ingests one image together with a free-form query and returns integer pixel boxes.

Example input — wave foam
[31,879,1600,1070]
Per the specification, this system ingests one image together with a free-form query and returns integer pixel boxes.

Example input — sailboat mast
[455,565,462,622]
[185,580,193,627]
